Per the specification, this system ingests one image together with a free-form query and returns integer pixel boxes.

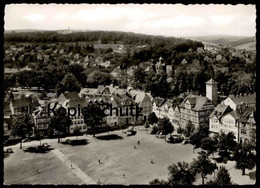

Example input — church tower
[206,79,218,105]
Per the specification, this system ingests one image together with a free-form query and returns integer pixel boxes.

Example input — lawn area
[4,126,256,185]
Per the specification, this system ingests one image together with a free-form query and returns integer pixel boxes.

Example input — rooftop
[228,93,256,105]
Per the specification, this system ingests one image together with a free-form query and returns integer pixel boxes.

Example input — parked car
[42,143,50,147]
[182,139,190,144]
[126,126,137,136]
[5,148,14,153]
[167,135,183,143]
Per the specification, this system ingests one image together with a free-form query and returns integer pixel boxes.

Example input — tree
[34,131,44,146]
[167,161,196,185]
[201,136,218,155]
[12,113,34,149]
[106,124,111,135]
[73,125,81,140]
[39,90,47,100]
[67,64,87,87]
[49,115,70,143]
[183,120,195,137]
[158,117,174,141]
[190,123,209,148]
[177,126,184,134]
[217,131,237,159]
[149,178,168,185]
[86,70,112,88]
[82,103,105,137]
[215,166,232,185]
[207,166,232,185]
[133,67,146,90]
[192,151,218,185]
[61,73,81,92]
[144,121,150,134]
[148,112,158,125]
[233,142,256,175]
[150,124,159,134]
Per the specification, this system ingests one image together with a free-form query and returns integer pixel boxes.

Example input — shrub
[150,125,159,134]
[177,126,184,134]
[249,171,256,180]
[223,157,228,164]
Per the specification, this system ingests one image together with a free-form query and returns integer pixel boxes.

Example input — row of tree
[149,151,230,185]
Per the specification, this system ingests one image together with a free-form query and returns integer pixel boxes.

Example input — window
[241,128,247,135]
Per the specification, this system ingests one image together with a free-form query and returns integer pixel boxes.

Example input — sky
[4,4,256,37]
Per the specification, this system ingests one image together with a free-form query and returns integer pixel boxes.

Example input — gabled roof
[229,110,241,120]
[68,98,87,108]
[129,90,146,104]
[240,107,255,123]
[206,79,218,85]
[209,104,233,119]
[153,97,166,107]
[111,93,134,107]
[11,98,31,108]
[97,85,105,93]
[192,97,209,111]
[181,58,188,64]
[228,94,256,105]
[179,94,213,111]
[63,92,80,100]
[111,66,122,74]
[80,88,98,96]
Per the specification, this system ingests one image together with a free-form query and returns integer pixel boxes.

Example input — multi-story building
[222,93,256,110]
[239,107,256,144]
[32,105,52,135]
[209,102,256,144]
[57,92,87,134]
[110,93,136,126]
[129,90,153,123]
[67,98,88,134]
[179,93,215,130]
[9,95,31,115]
[209,104,233,133]
[172,106,181,127]
[152,97,166,119]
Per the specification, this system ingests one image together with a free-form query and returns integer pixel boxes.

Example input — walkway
[51,149,97,184]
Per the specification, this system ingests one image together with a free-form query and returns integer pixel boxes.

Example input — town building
[239,107,256,144]
[9,94,32,115]
[57,92,87,134]
[32,105,52,135]
[209,104,233,134]
[129,90,153,123]
[152,97,166,119]
[172,106,181,127]
[222,93,256,110]
[179,93,215,130]
[110,66,122,78]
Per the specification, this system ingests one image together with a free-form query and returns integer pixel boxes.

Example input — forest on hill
[4,30,256,98]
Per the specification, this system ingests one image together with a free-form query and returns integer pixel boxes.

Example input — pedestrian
[123,173,125,178]
[71,164,73,169]
[36,169,39,173]
[137,140,140,145]
[134,145,136,149]
[151,159,154,164]
[98,159,101,164]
